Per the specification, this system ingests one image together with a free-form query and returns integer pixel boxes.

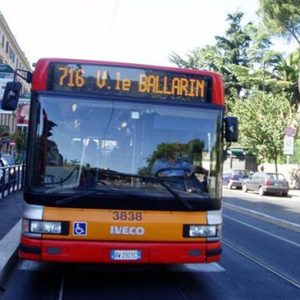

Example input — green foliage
[139,140,205,175]
[169,7,300,169]
[169,45,223,71]
[0,125,9,137]
[170,9,300,104]
[259,0,300,96]
[228,51,299,100]
[10,128,26,154]
[170,11,253,98]
[231,91,297,169]
[259,0,300,43]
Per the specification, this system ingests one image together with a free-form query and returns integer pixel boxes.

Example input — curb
[223,202,300,233]
[0,220,21,287]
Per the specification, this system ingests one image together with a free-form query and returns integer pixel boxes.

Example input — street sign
[284,135,294,155]
[284,127,296,137]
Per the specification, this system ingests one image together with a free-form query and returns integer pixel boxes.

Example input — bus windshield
[29,95,223,205]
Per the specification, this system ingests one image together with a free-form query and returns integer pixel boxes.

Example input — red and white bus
[2,58,238,263]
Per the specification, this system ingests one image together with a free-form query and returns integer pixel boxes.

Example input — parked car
[0,154,16,187]
[242,172,289,197]
[222,169,250,189]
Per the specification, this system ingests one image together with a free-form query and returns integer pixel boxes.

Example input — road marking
[169,262,225,273]
[224,214,300,248]
[0,220,21,272]
[224,202,300,232]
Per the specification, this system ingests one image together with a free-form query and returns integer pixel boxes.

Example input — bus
[2,58,238,264]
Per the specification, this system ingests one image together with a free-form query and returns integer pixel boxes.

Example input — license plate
[110,250,141,261]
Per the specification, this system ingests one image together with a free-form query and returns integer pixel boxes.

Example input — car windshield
[266,173,286,180]
[232,170,248,176]
[1,154,15,165]
[29,95,223,202]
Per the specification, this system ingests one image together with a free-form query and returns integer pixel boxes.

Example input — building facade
[0,11,31,151]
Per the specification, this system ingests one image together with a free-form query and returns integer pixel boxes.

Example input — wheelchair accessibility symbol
[73,222,87,236]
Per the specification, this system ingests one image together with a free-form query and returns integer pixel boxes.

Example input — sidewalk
[0,192,23,240]
[0,192,23,286]
[223,187,300,232]
[288,188,300,198]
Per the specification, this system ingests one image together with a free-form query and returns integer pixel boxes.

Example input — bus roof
[31,58,224,106]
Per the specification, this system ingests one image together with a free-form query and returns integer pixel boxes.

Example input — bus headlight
[190,225,216,237]
[31,221,62,234]
[184,225,221,238]
[23,219,62,234]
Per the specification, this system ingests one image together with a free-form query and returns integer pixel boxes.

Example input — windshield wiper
[101,170,193,210]
[54,189,99,205]
[54,170,194,210]
[54,187,127,206]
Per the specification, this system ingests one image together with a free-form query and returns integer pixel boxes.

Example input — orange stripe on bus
[43,207,207,242]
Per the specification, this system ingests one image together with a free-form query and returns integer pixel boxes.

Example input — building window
[9,47,15,63]
[2,35,5,48]
[6,41,9,53]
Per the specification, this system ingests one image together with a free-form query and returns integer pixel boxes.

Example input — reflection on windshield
[31,96,222,199]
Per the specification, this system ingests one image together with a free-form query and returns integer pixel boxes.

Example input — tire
[282,192,288,197]
[258,186,265,196]
[242,184,247,193]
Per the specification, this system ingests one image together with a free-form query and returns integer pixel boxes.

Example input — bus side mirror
[225,117,238,142]
[1,81,22,111]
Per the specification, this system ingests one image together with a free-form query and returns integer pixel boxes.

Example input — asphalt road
[1,189,300,299]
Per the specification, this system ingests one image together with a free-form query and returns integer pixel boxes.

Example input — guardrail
[0,164,25,199]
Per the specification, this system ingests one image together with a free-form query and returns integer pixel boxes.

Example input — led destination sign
[48,63,213,102]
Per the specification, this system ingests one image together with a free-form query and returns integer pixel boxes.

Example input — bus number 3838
[112,211,143,221]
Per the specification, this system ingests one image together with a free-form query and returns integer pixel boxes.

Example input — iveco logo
[110,226,145,235]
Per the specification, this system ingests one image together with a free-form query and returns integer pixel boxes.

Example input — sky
[0,0,296,68]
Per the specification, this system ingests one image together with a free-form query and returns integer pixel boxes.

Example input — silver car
[242,172,289,197]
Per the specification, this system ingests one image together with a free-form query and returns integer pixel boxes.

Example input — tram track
[58,270,65,300]
[164,265,190,300]
[223,239,300,290]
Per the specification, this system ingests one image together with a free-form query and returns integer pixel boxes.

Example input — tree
[169,45,223,71]
[10,128,26,162]
[138,140,205,176]
[170,11,254,98]
[272,51,300,104]
[0,125,10,152]
[231,91,297,171]
[228,50,299,101]
[259,0,300,95]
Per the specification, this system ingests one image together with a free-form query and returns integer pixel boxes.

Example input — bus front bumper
[19,236,222,264]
